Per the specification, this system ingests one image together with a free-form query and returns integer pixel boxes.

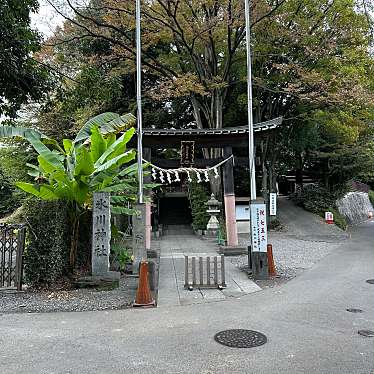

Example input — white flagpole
[244,0,256,201]
[136,0,144,204]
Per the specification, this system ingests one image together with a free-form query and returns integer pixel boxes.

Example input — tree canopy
[1,0,373,197]
[0,0,49,117]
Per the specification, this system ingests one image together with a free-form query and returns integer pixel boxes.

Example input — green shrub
[188,179,210,230]
[111,245,132,272]
[369,190,374,207]
[24,199,70,288]
[293,184,348,230]
[0,169,17,217]
[329,208,348,231]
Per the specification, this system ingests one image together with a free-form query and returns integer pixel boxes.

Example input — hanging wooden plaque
[180,141,195,166]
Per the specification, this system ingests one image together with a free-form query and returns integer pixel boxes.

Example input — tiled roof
[142,117,283,136]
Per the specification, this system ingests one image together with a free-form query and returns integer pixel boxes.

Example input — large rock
[337,192,373,224]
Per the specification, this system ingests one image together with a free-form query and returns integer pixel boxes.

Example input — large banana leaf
[111,206,138,215]
[16,182,59,200]
[74,147,94,176]
[117,161,150,177]
[26,163,42,178]
[74,113,136,144]
[101,182,138,193]
[38,155,64,174]
[63,139,73,154]
[0,125,64,169]
[105,127,135,162]
[94,128,135,167]
[94,150,136,173]
[90,126,107,163]
[0,125,47,140]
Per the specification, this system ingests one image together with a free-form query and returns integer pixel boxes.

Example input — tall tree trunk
[191,92,225,198]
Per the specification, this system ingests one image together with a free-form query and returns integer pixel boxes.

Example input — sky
[30,0,65,38]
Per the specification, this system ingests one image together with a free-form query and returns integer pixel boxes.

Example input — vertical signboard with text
[269,193,277,216]
[250,203,268,252]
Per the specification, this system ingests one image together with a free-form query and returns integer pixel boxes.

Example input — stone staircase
[164,224,194,236]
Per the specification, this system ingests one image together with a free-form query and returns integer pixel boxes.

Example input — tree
[246,0,374,196]
[0,112,142,271]
[0,168,16,217]
[35,0,374,198]
[44,1,286,146]
[0,0,49,117]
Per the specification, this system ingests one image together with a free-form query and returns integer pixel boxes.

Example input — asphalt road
[1,220,374,374]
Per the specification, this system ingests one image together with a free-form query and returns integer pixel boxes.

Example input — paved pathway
[277,196,349,242]
[157,233,260,306]
[1,220,373,374]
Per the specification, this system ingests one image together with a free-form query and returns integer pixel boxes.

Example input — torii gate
[132,117,283,250]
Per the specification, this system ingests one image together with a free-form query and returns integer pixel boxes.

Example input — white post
[244,0,257,201]
[244,0,257,202]
[136,0,144,204]
[245,0,268,279]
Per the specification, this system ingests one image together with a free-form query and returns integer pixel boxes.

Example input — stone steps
[164,224,194,235]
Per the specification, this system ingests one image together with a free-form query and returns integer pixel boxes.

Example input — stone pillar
[223,146,238,246]
[144,148,152,250]
[92,192,111,275]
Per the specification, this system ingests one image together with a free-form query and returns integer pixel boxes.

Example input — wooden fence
[0,224,26,290]
[184,255,226,290]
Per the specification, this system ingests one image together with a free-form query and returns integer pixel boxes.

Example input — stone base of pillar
[252,252,269,280]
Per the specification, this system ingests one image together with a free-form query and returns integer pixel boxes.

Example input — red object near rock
[133,261,156,308]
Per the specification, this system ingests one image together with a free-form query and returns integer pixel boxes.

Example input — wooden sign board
[181,141,195,166]
[250,203,268,252]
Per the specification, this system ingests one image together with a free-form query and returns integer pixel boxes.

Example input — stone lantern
[206,193,222,236]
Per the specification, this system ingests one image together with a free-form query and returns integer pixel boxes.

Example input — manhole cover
[366,279,374,285]
[347,308,363,313]
[358,330,374,337]
[214,329,267,348]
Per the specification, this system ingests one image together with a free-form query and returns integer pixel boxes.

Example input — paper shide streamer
[145,155,233,185]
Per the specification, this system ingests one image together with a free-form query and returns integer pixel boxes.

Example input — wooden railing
[184,255,226,290]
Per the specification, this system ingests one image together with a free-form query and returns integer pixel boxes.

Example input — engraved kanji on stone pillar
[92,192,111,275]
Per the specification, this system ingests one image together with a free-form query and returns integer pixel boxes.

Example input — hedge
[24,199,70,288]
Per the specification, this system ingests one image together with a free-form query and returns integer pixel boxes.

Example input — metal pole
[244,0,257,276]
[136,0,144,204]
[244,0,256,202]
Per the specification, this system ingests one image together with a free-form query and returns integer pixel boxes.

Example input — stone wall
[336,192,373,225]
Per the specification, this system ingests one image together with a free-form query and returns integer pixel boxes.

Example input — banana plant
[0,112,153,271]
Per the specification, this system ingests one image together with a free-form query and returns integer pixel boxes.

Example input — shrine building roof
[142,117,282,136]
[138,117,283,148]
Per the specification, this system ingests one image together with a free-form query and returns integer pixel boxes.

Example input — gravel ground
[0,275,138,314]
[267,233,341,278]
[236,231,342,288]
